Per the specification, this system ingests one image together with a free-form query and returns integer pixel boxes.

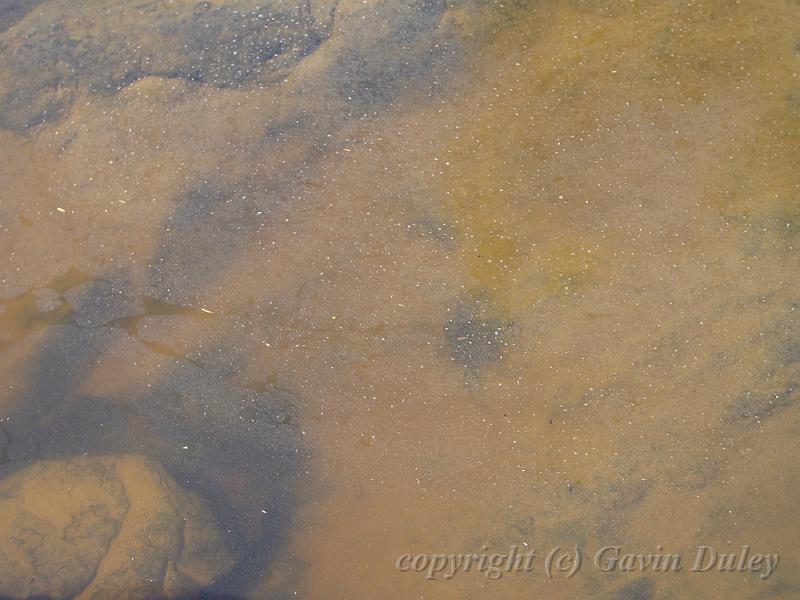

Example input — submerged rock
[0,454,235,599]
[0,0,336,131]
[0,0,476,133]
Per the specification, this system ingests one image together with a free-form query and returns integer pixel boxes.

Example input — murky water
[1,0,799,598]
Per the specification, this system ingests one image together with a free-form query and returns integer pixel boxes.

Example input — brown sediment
[0,0,799,598]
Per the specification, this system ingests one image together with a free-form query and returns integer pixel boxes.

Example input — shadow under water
[2,0,800,599]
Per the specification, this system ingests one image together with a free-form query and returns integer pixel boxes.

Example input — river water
[1,1,799,598]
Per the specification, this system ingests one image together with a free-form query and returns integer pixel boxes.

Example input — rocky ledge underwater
[1,0,800,599]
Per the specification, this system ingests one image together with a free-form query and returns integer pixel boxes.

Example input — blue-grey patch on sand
[252,125,334,200]
[592,478,653,539]
[328,0,457,108]
[148,178,282,304]
[0,0,41,33]
[768,302,800,366]
[735,214,800,257]
[725,382,798,427]
[681,459,722,490]
[401,191,458,247]
[262,110,317,145]
[788,92,800,114]
[753,565,800,599]
[758,299,800,368]
[406,215,457,246]
[717,303,800,428]
[607,478,652,511]
[444,296,512,369]
[63,273,143,327]
[610,578,655,600]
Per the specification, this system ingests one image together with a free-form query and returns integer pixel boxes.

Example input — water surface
[1,1,799,598]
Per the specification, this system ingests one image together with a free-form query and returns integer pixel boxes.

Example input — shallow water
[1,0,799,598]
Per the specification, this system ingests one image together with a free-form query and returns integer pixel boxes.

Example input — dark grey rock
[329,0,456,107]
[0,0,335,132]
